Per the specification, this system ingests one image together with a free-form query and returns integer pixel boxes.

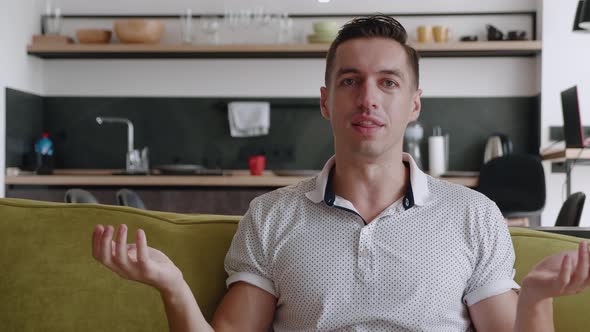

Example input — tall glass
[180,8,193,44]
[44,0,62,35]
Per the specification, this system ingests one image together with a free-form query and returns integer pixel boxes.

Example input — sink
[53,169,125,176]
[52,169,228,176]
[111,171,150,176]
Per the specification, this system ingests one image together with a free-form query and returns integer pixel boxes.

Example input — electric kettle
[483,133,513,164]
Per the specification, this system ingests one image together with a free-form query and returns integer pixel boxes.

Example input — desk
[542,148,590,196]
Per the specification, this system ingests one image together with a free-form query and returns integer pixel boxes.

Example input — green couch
[0,198,588,331]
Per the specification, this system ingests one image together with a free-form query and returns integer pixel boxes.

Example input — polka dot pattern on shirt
[224,154,519,332]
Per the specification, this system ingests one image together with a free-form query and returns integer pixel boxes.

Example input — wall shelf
[27,41,542,59]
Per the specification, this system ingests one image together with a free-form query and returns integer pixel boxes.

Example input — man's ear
[320,86,331,120]
[409,88,422,122]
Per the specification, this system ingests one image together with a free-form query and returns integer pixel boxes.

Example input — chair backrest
[64,189,98,204]
[116,188,146,209]
[555,192,586,227]
[477,154,546,215]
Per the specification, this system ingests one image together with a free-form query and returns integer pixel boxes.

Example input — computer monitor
[561,86,586,148]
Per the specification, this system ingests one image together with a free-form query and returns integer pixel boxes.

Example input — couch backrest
[1,198,589,331]
[0,198,240,332]
[510,227,590,332]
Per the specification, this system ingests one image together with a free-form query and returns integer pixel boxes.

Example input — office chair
[64,189,99,204]
[555,192,586,227]
[116,188,146,210]
[477,154,546,219]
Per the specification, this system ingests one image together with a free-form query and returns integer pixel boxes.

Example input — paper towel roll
[428,135,446,177]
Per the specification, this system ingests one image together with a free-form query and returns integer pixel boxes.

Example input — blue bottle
[34,132,54,174]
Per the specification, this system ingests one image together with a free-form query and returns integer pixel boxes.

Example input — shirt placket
[356,224,374,282]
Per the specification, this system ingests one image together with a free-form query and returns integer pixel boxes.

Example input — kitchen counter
[5,169,479,188]
[5,169,310,187]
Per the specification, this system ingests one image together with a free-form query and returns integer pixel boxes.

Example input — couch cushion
[0,198,239,332]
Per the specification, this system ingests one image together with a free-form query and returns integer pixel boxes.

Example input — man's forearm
[514,290,554,332]
[160,280,214,332]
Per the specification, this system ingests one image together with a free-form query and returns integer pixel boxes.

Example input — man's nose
[356,81,378,111]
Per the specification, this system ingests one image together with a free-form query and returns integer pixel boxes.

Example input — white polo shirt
[225,153,520,331]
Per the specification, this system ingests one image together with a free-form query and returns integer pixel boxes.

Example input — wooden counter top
[5,170,310,187]
[5,169,479,188]
[541,148,590,161]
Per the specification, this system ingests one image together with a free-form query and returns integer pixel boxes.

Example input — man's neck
[332,152,409,223]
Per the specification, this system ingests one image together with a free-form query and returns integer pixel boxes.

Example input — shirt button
[359,248,369,257]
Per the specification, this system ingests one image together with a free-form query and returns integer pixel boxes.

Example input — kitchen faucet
[96,117,149,174]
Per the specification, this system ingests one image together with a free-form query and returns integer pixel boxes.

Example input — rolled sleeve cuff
[226,272,277,297]
[463,279,521,306]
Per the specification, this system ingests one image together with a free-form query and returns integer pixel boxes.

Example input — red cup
[248,155,266,176]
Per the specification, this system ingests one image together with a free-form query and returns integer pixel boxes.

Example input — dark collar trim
[324,166,336,206]
[323,161,415,210]
[402,161,415,210]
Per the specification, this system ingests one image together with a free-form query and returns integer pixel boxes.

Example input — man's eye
[383,80,397,88]
[342,78,355,86]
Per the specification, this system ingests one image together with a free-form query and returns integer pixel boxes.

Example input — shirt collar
[304,153,430,210]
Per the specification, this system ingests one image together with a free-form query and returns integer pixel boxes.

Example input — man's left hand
[520,241,590,302]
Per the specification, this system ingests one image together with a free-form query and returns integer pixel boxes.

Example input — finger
[570,242,589,292]
[136,229,149,265]
[585,244,590,288]
[99,225,115,265]
[126,243,138,261]
[92,225,104,260]
[113,224,129,268]
[559,255,572,293]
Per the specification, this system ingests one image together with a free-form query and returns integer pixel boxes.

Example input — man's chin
[349,144,387,159]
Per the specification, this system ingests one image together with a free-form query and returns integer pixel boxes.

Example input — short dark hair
[324,15,420,89]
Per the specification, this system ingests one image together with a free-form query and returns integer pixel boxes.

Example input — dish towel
[228,101,271,137]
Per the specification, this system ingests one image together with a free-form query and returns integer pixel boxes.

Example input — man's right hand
[92,224,184,295]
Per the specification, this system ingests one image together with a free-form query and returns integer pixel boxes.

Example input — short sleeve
[224,199,276,297]
[463,201,520,306]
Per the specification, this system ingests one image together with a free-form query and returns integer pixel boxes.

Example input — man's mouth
[351,116,385,134]
[351,115,385,128]
[353,121,384,128]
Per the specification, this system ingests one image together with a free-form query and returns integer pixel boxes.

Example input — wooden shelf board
[27,41,542,59]
[541,148,590,161]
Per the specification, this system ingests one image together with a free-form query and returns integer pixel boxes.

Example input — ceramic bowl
[312,21,340,34]
[76,29,112,44]
[114,19,165,44]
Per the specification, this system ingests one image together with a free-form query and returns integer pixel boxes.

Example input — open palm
[521,241,590,302]
[92,224,184,293]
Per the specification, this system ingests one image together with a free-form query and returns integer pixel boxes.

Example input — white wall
[44,58,539,98]
[43,0,540,97]
[0,0,45,197]
[51,0,538,15]
[3,0,549,203]
[541,0,590,226]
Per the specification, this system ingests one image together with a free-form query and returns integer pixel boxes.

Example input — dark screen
[561,86,585,148]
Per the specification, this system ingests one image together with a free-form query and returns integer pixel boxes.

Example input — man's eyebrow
[335,68,406,80]
[379,69,405,80]
[335,67,360,77]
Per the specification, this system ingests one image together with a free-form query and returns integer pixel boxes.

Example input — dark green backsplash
[6,92,540,171]
[5,88,44,169]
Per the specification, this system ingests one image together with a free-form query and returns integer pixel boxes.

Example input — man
[92,15,590,331]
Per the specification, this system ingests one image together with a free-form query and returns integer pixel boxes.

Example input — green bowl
[312,21,340,34]
[307,33,337,44]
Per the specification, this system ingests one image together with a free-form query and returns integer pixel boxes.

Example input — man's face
[320,37,421,160]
